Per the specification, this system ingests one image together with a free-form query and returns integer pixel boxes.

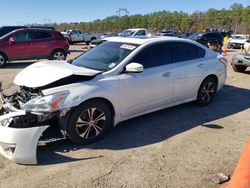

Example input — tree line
[50,3,249,34]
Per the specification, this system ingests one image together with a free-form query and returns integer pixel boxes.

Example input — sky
[0,0,249,26]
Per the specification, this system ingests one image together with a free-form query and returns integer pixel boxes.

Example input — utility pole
[116,8,129,17]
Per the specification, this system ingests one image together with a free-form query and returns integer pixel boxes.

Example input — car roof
[125,28,146,31]
[12,28,55,32]
[196,31,222,35]
[104,36,194,45]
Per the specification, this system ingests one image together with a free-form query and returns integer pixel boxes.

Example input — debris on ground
[211,173,230,184]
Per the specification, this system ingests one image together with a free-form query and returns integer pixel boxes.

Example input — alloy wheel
[53,51,65,60]
[0,55,5,66]
[200,81,216,103]
[76,108,106,139]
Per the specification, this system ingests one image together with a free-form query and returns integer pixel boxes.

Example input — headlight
[23,91,69,112]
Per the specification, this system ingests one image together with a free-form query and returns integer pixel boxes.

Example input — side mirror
[125,62,143,73]
[9,37,15,44]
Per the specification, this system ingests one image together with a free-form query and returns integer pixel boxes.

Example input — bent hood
[14,60,101,88]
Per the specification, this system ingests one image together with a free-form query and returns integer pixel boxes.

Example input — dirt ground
[0,45,249,188]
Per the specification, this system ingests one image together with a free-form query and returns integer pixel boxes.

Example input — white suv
[0,37,227,164]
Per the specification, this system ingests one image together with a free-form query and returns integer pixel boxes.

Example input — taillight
[219,57,227,67]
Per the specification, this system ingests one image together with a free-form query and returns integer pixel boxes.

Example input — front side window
[12,31,29,42]
[72,42,139,71]
[131,43,170,68]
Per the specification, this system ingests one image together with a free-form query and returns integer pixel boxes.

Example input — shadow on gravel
[243,70,250,75]
[37,84,250,165]
[69,49,86,53]
[2,61,36,69]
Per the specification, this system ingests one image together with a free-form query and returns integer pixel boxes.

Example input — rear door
[170,42,207,103]
[118,42,174,117]
[29,31,54,59]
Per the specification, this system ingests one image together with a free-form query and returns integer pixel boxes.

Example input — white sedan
[0,37,227,164]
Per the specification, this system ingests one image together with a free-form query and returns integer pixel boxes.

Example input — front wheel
[50,50,66,60]
[0,53,7,68]
[197,77,217,106]
[66,100,112,144]
[232,65,247,73]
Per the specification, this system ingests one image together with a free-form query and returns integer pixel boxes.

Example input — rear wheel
[50,50,66,60]
[66,100,112,144]
[197,77,217,106]
[0,53,7,67]
[232,65,247,73]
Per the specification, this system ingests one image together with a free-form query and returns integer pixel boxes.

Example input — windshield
[66,30,72,33]
[188,33,202,40]
[119,30,136,37]
[72,42,139,71]
[232,35,247,40]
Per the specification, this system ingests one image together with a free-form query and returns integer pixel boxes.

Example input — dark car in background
[0,26,55,38]
[188,32,223,51]
[0,28,69,67]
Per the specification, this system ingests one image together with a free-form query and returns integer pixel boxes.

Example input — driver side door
[7,31,32,60]
[118,42,174,118]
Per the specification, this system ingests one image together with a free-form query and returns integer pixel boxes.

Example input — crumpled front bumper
[0,110,49,164]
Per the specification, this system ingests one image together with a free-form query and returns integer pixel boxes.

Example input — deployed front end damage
[0,61,101,164]
[0,84,69,164]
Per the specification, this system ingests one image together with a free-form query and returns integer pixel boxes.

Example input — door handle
[197,64,205,68]
[162,72,172,78]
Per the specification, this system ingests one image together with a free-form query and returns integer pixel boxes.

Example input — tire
[67,38,71,45]
[90,37,96,42]
[49,50,66,60]
[0,53,7,68]
[66,100,112,144]
[232,65,247,73]
[197,77,217,106]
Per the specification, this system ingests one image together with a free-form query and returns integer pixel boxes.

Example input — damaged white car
[0,37,227,164]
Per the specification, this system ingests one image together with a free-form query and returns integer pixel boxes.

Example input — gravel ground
[0,45,249,188]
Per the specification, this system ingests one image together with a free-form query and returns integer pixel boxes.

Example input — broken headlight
[23,91,69,112]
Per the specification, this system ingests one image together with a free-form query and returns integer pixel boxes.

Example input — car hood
[14,60,101,88]
[61,32,69,36]
[229,38,247,44]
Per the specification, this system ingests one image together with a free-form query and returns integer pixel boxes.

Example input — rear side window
[30,31,52,40]
[170,42,205,63]
[131,43,170,68]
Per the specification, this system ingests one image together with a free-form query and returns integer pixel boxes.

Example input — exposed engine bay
[0,85,61,129]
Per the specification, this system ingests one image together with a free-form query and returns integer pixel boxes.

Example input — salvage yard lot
[0,45,249,188]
